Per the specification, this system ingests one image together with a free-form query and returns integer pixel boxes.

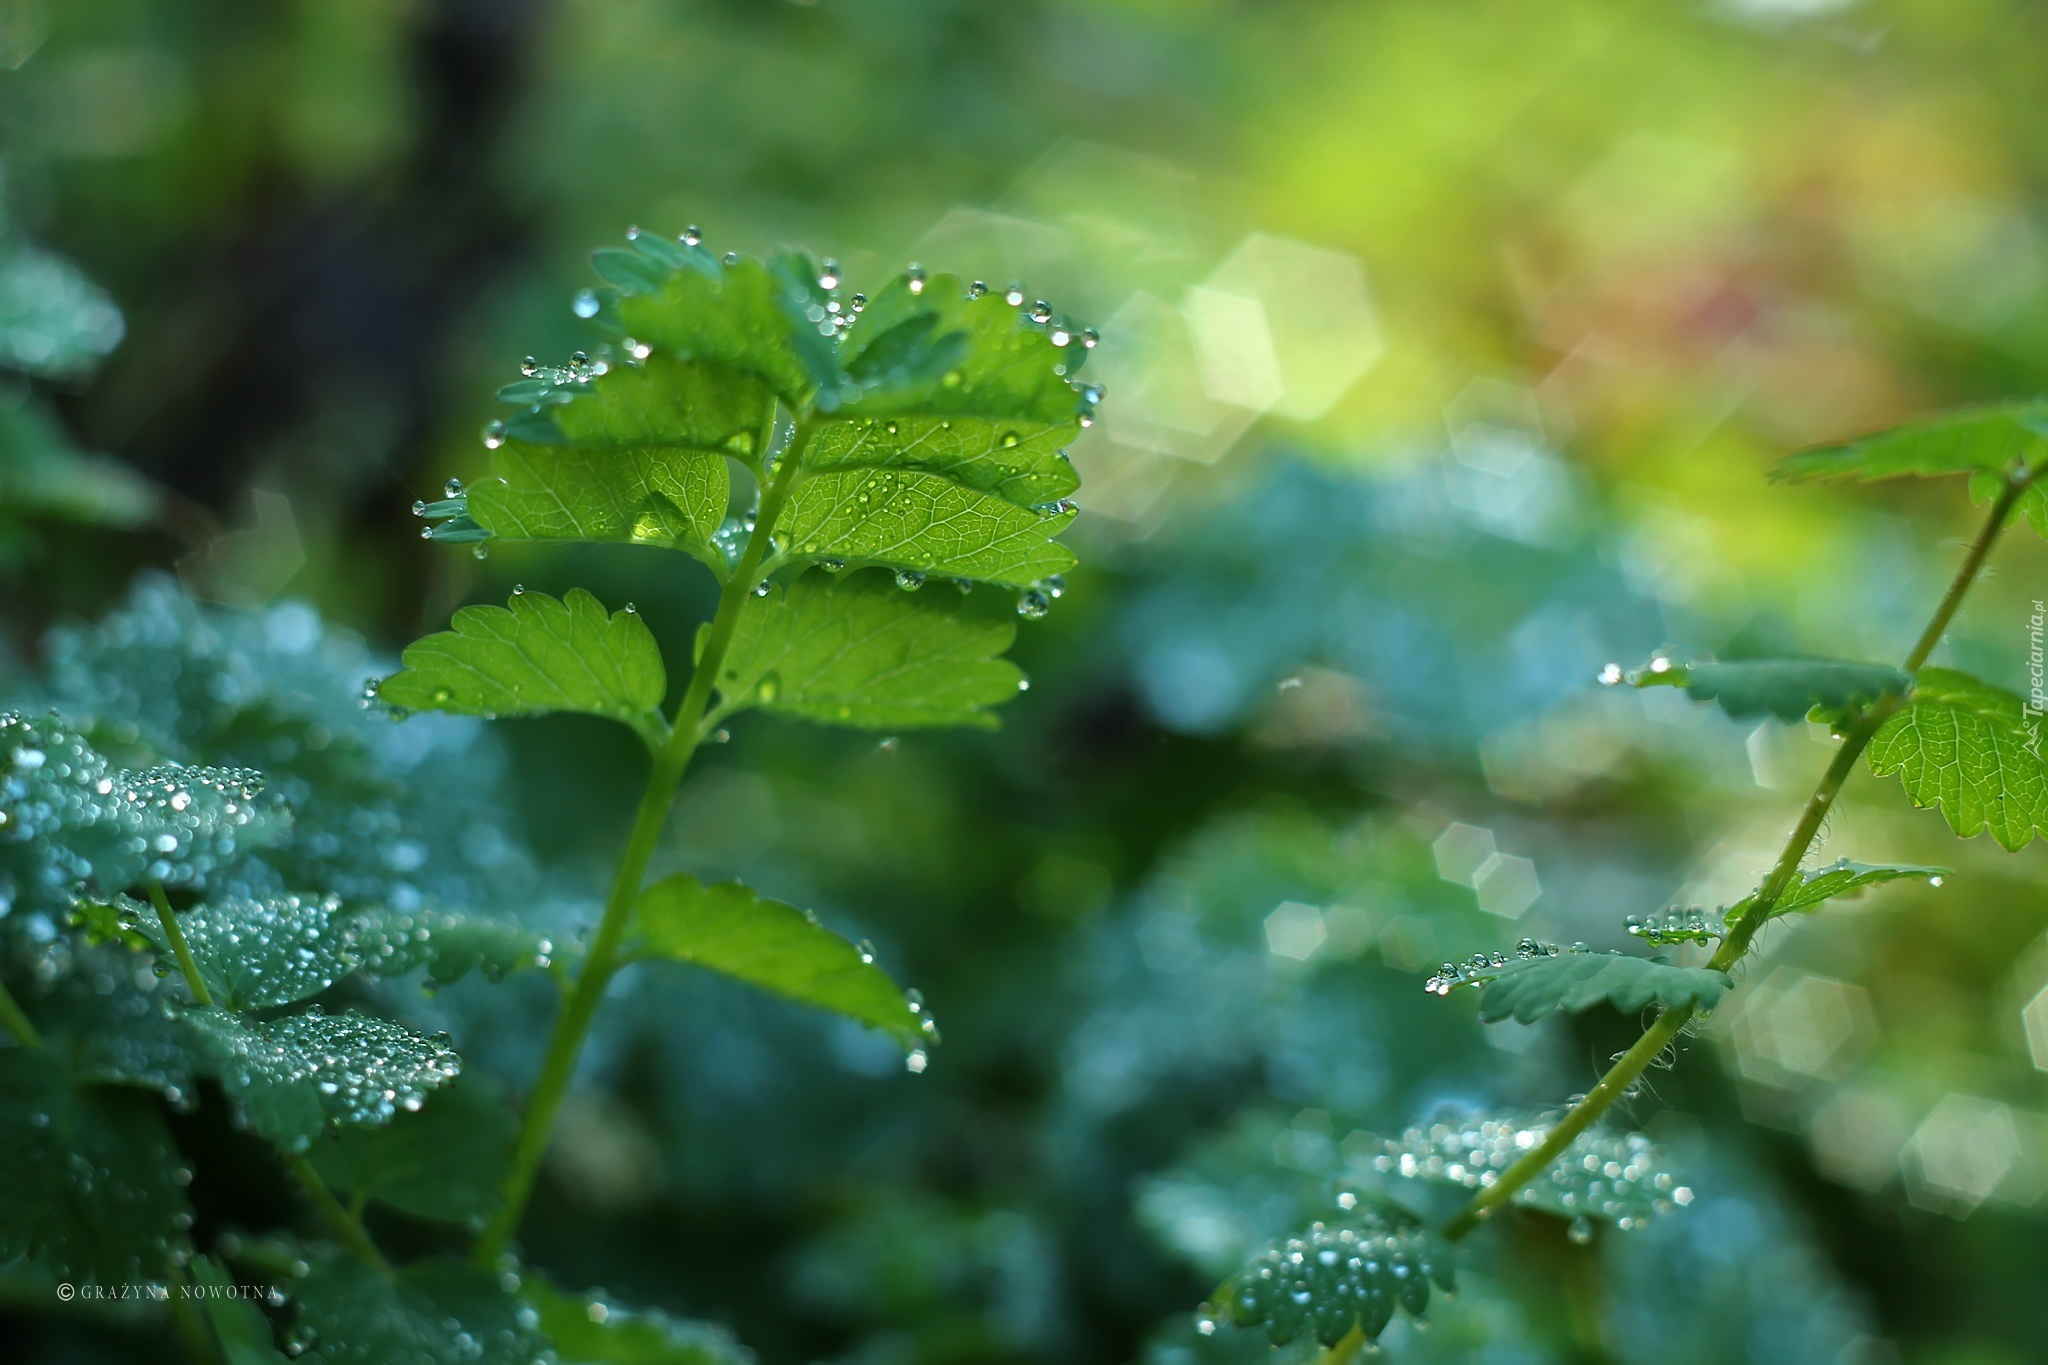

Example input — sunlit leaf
[1619,657,1907,722]
[464,442,730,569]
[629,873,931,1050]
[805,414,1078,508]
[292,1253,546,1365]
[610,246,840,413]
[1768,858,1949,915]
[1218,1208,1452,1348]
[0,1049,189,1285]
[1778,401,2048,484]
[310,1075,516,1226]
[1425,942,1730,1023]
[776,467,1075,587]
[379,589,668,746]
[182,1006,462,1152]
[841,272,1090,424]
[525,1277,755,1365]
[717,570,1024,731]
[1865,667,2048,851]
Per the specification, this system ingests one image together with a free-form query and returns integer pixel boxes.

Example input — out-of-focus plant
[1201,401,2048,1359]
[0,231,1094,1359]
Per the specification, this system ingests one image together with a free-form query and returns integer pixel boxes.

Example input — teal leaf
[309,1075,516,1226]
[1425,942,1730,1023]
[379,589,668,747]
[629,873,933,1051]
[1865,667,2048,851]
[1365,1110,1693,1228]
[716,570,1024,731]
[134,893,356,1010]
[191,1254,290,1365]
[0,1049,189,1285]
[1625,906,1724,946]
[776,467,1076,588]
[183,1006,462,1152]
[292,1253,546,1365]
[1617,657,1908,722]
[525,1277,755,1365]
[1220,1209,1452,1349]
[1769,858,1950,915]
[805,415,1079,509]
[338,904,558,985]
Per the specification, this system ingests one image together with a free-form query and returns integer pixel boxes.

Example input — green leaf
[1619,657,1908,722]
[1865,667,2048,851]
[379,589,668,746]
[129,893,355,1011]
[1777,400,2048,484]
[1220,1209,1452,1348]
[1425,942,1730,1023]
[338,904,559,985]
[1624,906,1724,945]
[182,1006,462,1152]
[805,415,1079,508]
[1770,858,1949,915]
[716,570,1024,731]
[612,249,840,413]
[0,1049,189,1285]
[309,1075,516,1226]
[466,440,730,570]
[191,1254,290,1365]
[629,873,932,1051]
[776,467,1076,587]
[292,1253,546,1365]
[525,1278,755,1365]
[840,273,1090,425]
[1364,1110,1693,1228]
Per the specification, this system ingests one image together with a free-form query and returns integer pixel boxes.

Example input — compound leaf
[777,467,1075,587]
[1220,1210,1452,1349]
[0,1049,189,1286]
[293,1253,545,1365]
[379,589,668,746]
[338,904,559,985]
[1622,657,1907,721]
[183,1006,462,1152]
[309,1075,516,1226]
[1427,944,1730,1024]
[629,873,931,1050]
[717,570,1024,731]
[1770,859,1949,915]
[525,1278,755,1365]
[1865,667,2048,850]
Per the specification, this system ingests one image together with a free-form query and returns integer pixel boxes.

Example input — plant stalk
[473,425,812,1265]
[148,882,212,1008]
[287,1153,390,1274]
[1441,470,2029,1242]
[0,976,42,1049]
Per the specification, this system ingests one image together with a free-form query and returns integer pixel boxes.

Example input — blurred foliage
[3,0,2048,1363]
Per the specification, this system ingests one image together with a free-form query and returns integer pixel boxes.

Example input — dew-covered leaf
[337,904,558,985]
[0,712,289,892]
[292,1252,546,1365]
[716,570,1024,731]
[1777,401,2048,485]
[1624,906,1725,946]
[525,1277,756,1365]
[1619,657,1907,722]
[1425,941,1730,1024]
[611,248,839,414]
[1769,858,1949,915]
[309,1075,516,1226]
[379,589,668,746]
[805,415,1079,508]
[1365,1110,1693,1229]
[0,1049,189,1285]
[182,1006,462,1152]
[127,893,355,1011]
[192,1254,290,1365]
[463,441,729,569]
[776,467,1075,588]
[840,272,1090,425]
[1865,667,2048,851]
[630,873,931,1050]
[1218,1209,1452,1349]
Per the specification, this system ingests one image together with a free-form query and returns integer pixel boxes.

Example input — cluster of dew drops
[1218,1212,1452,1350]
[1422,937,1575,996]
[849,932,938,1073]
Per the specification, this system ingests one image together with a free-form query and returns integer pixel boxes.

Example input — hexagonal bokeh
[1730,969,1876,1087]
[1192,232,1383,421]
[2024,982,2048,1072]
[1807,1086,1915,1193]
[1263,900,1327,961]
[1902,1095,2023,1216]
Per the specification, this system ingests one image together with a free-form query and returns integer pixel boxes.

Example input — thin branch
[287,1153,390,1275]
[147,882,212,1008]
[0,976,43,1050]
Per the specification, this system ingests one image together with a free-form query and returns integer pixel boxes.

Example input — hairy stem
[1441,472,2029,1242]
[147,882,212,1008]
[0,976,42,1049]
[473,426,812,1265]
[287,1153,390,1274]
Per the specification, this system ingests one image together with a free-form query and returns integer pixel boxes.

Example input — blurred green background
[4,0,2048,1361]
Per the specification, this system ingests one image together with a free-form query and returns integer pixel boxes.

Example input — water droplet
[1040,574,1065,599]
[481,420,506,450]
[968,280,988,299]
[444,478,464,499]
[894,569,925,592]
[682,225,702,246]
[573,289,600,318]
[520,357,540,377]
[1004,286,1026,307]
[472,544,489,561]
[1081,327,1100,349]
[723,251,740,265]
[849,292,867,313]
[1029,300,1052,323]
[1567,1216,1595,1245]
[1000,430,1020,448]
[906,264,926,293]
[411,500,427,516]
[1050,325,1071,347]
[855,938,876,963]
[1598,662,1623,686]
[819,557,846,572]
[818,259,842,291]
[905,1048,928,1074]
[751,581,772,598]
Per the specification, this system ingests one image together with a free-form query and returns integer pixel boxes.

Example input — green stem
[472,425,813,1266]
[0,975,42,1049]
[287,1153,390,1274]
[164,1259,224,1365]
[1313,1325,1366,1364]
[1441,469,2030,1242]
[147,882,212,1008]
